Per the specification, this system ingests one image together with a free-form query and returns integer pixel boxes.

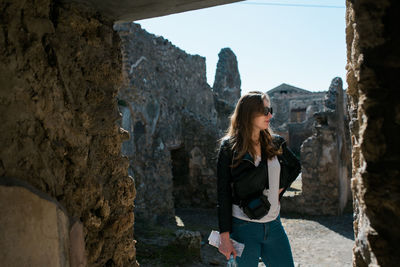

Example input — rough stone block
[172,230,202,260]
[0,179,70,267]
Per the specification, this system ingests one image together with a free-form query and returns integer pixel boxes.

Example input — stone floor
[136,208,354,267]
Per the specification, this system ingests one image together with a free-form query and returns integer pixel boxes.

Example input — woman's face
[252,98,273,132]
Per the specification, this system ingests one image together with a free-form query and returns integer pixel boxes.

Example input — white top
[232,155,281,223]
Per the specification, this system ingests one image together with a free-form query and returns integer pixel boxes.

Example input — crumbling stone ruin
[213,48,242,132]
[268,80,353,216]
[301,78,352,214]
[0,0,399,266]
[277,78,352,215]
[114,22,240,224]
[268,83,327,156]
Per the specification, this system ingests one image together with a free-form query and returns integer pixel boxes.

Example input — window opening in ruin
[290,108,307,122]
[170,146,189,208]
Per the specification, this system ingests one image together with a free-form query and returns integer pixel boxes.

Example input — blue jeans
[230,215,294,267]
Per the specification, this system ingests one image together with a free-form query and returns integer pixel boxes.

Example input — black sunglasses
[263,107,273,115]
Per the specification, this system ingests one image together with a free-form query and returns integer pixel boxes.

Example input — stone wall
[346,0,400,266]
[114,22,240,224]
[299,77,352,215]
[0,1,136,266]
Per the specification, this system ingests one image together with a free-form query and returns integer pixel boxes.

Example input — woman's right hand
[218,232,237,260]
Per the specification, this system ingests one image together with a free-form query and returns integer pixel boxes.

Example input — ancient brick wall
[346,0,400,265]
[0,1,136,265]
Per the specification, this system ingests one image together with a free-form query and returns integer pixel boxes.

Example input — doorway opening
[170,146,189,209]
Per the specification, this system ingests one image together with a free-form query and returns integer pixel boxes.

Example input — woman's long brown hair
[222,91,280,167]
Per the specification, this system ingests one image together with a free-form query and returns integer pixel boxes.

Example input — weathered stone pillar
[213,47,241,132]
[300,77,351,215]
[327,78,352,213]
[346,0,400,265]
[0,1,136,265]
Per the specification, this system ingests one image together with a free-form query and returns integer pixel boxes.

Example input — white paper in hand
[208,230,245,257]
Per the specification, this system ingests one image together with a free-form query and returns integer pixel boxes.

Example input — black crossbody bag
[232,156,271,220]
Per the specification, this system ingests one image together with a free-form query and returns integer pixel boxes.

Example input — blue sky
[136,0,346,94]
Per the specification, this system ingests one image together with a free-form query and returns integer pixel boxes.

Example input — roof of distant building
[267,83,312,96]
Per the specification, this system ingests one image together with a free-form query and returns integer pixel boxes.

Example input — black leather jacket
[216,135,301,233]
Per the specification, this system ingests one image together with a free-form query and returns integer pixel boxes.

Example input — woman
[216,91,300,266]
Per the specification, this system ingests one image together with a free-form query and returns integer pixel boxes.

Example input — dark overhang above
[63,0,242,21]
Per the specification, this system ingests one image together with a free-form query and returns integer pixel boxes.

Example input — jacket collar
[242,148,267,165]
